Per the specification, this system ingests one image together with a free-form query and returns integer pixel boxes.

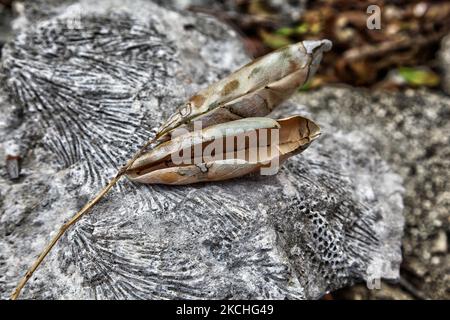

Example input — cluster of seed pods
[127,39,332,184]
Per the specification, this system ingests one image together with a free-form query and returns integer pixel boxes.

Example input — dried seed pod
[127,115,320,185]
[156,40,332,139]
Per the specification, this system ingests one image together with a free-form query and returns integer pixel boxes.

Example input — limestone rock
[295,86,450,299]
[0,0,403,299]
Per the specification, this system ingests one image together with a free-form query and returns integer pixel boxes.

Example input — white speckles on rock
[431,230,447,254]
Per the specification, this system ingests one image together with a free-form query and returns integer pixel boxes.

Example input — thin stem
[399,276,427,300]
[11,134,160,300]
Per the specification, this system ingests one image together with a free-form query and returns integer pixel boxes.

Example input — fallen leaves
[189,0,450,89]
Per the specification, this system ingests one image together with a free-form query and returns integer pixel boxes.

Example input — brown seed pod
[127,115,320,185]
[156,40,332,139]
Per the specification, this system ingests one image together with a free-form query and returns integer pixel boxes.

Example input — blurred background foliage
[2,0,449,90]
[188,0,450,90]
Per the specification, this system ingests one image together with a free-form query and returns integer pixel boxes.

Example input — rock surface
[153,0,308,22]
[0,0,403,299]
[440,34,450,95]
[295,87,450,299]
[0,2,13,54]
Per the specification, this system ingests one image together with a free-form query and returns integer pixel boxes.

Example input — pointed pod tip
[277,115,321,142]
[303,39,333,54]
[307,119,321,140]
[321,39,333,52]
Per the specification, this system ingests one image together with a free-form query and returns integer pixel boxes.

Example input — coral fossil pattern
[0,1,403,299]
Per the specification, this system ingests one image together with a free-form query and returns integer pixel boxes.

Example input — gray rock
[0,0,403,299]
[153,0,307,22]
[431,230,447,254]
[440,34,450,95]
[0,2,14,54]
[295,86,450,299]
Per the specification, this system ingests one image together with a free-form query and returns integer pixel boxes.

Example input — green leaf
[295,23,309,34]
[276,27,295,36]
[398,67,440,87]
[299,81,311,92]
[260,30,292,49]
